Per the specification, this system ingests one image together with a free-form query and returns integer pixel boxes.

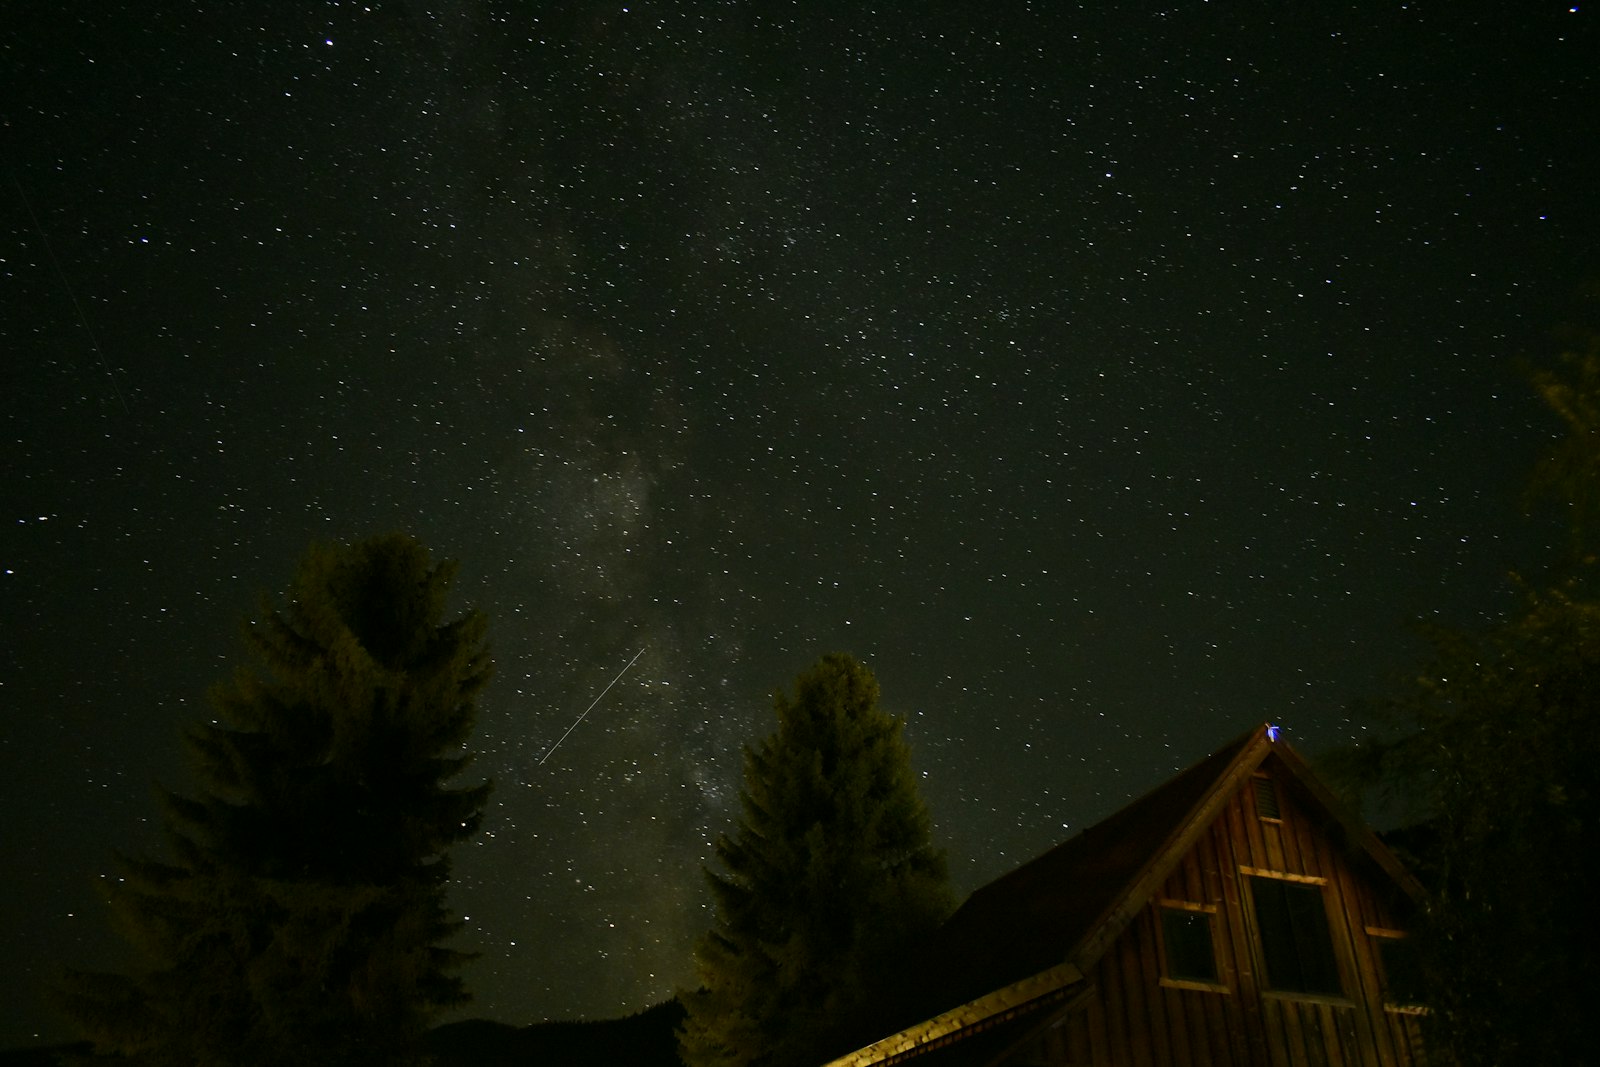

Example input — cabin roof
[929,727,1256,1005]
[828,724,1422,1065]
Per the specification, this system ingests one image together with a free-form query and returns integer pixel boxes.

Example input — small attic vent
[1254,776,1282,820]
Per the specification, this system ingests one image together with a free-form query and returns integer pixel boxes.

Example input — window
[1374,933,1425,1007]
[1253,776,1281,820]
[1160,905,1219,984]
[1248,876,1342,995]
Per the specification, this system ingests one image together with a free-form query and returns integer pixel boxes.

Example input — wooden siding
[1016,757,1427,1067]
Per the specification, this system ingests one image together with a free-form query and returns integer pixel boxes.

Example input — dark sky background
[3,0,1595,1049]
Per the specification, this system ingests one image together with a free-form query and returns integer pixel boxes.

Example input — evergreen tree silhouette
[60,534,492,1066]
[679,653,952,1067]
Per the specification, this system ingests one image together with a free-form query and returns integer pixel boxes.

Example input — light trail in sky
[537,646,647,767]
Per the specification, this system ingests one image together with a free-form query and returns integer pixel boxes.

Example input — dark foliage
[57,534,492,1066]
[1339,331,1600,1065]
[0,1045,90,1067]
[679,653,954,1067]
[424,1000,686,1067]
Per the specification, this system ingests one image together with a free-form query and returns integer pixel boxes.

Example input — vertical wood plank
[1190,825,1235,1067]
[1351,897,1398,1065]
[1314,822,1382,1064]
[1181,840,1206,903]
[1093,949,1118,1066]
[1163,986,1195,1067]
[1195,821,1240,1067]
[1300,1004,1329,1067]
[1275,787,1306,875]
[1240,783,1270,869]
[1283,998,1317,1067]
[1262,819,1287,872]
[1063,1009,1091,1067]
[1121,914,1155,1066]
[1340,1004,1372,1067]
[1257,997,1293,1067]
[1403,1013,1428,1067]
[1219,793,1272,1067]
[1378,1012,1406,1067]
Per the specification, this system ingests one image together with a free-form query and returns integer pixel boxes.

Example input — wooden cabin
[825,726,1428,1067]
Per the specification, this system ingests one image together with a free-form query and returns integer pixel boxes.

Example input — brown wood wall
[1020,756,1427,1067]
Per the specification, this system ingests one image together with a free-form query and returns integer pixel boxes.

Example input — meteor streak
[537,646,647,767]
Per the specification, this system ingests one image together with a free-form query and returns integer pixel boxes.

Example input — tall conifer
[679,653,952,1067]
[60,534,492,1066]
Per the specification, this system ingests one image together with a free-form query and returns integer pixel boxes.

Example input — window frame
[1252,773,1283,822]
[1155,899,1229,993]
[1242,870,1351,1004]
[1366,926,1429,1014]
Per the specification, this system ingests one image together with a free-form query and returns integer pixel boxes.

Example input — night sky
[3,1,1595,1049]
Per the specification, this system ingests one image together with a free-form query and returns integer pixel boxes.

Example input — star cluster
[1,1,1594,1048]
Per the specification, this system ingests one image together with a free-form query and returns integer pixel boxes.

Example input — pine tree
[679,653,953,1067]
[59,533,492,1066]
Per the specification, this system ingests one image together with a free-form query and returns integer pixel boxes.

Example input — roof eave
[821,962,1087,1067]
